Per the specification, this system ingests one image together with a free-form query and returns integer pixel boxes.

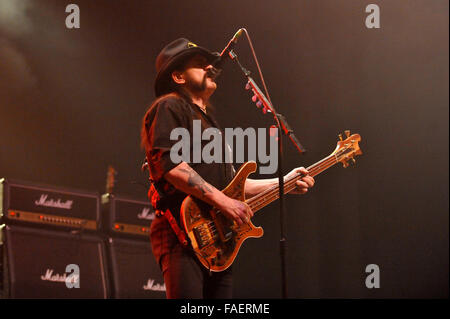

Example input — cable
[241,28,274,108]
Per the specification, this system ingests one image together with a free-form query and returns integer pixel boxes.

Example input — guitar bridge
[193,224,215,248]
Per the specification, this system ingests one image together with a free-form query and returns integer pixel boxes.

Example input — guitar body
[180,161,263,272]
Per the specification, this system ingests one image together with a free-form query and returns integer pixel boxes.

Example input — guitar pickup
[213,212,234,243]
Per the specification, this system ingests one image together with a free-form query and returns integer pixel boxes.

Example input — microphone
[214,28,244,69]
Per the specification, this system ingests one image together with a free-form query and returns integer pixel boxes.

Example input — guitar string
[198,148,348,238]
[247,155,336,204]
[248,160,336,212]
[202,154,338,231]
[247,155,339,212]
[246,152,339,208]
[201,155,337,239]
[199,160,333,246]
[202,161,326,239]
[246,145,351,210]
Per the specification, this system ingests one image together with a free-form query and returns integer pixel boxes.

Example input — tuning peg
[345,130,350,137]
[338,134,343,141]
[262,105,268,114]
[351,158,356,164]
[252,95,258,102]
[256,101,263,109]
[342,161,349,168]
[245,82,251,90]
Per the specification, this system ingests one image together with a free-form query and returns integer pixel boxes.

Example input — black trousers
[160,244,233,299]
[150,214,233,298]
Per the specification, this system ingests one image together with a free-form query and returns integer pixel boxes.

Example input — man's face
[178,54,218,95]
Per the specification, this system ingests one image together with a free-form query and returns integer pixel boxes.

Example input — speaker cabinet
[3,225,110,298]
[107,237,166,299]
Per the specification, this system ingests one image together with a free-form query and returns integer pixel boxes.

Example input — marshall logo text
[35,194,74,210]
[143,278,166,292]
[137,207,155,221]
[41,265,80,289]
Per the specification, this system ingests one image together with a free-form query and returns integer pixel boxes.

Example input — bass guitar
[180,130,363,272]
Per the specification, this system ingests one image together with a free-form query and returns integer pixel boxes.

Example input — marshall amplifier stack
[0,178,109,298]
[101,194,166,298]
[0,178,166,298]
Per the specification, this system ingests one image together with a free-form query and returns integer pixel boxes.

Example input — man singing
[141,38,315,299]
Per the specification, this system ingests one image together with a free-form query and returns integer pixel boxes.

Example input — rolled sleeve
[145,97,189,181]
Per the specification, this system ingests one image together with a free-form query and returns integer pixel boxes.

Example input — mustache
[206,66,222,80]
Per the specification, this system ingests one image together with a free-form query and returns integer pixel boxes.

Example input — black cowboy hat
[154,38,218,97]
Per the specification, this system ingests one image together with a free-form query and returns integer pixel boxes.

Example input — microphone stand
[228,50,306,298]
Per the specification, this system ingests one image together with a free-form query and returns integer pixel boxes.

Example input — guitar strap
[157,208,189,247]
[144,157,189,247]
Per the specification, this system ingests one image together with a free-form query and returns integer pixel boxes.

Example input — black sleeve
[144,97,189,181]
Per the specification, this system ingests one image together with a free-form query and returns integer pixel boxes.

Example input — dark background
[0,0,448,298]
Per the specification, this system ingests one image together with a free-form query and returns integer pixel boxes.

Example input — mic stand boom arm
[229,51,306,154]
[229,50,306,299]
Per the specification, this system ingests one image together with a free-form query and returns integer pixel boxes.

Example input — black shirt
[142,93,235,262]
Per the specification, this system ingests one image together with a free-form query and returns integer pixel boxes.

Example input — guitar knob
[345,130,350,137]
[338,134,343,141]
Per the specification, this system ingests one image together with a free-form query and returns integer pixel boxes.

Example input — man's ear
[171,70,185,85]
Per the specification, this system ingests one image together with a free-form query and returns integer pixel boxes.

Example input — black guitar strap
[144,157,189,247]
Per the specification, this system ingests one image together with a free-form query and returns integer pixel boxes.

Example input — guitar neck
[246,154,338,213]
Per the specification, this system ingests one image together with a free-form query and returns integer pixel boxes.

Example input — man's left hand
[286,167,315,194]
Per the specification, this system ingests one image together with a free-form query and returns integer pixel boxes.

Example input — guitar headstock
[331,130,363,168]
[106,165,117,194]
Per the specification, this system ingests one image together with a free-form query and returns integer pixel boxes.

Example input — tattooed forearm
[179,168,213,196]
[165,162,228,209]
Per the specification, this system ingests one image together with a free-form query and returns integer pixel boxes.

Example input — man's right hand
[164,162,253,225]
[217,196,253,226]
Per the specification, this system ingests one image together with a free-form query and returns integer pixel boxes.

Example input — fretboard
[246,154,338,212]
